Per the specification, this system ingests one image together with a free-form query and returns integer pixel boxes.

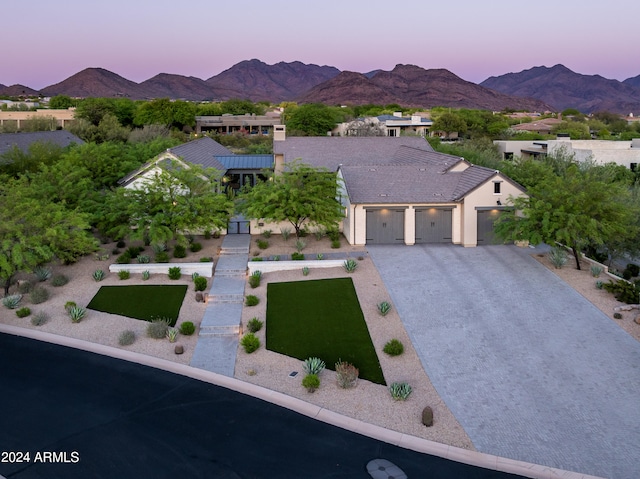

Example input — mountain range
[2,59,639,114]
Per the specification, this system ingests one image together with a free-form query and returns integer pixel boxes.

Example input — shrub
[166,327,178,343]
[17,280,33,294]
[51,274,69,287]
[142,270,151,281]
[247,317,263,333]
[261,229,272,238]
[30,286,50,304]
[194,276,208,292]
[151,242,167,254]
[595,280,604,289]
[302,374,320,393]
[389,382,412,401]
[377,301,392,316]
[295,239,306,252]
[34,266,52,282]
[68,306,87,323]
[16,307,31,318]
[155,251,170,263]
[190,242,202,253]
[31,311,48,326]
[623,269,633,280]
[64,301,77,312]
[168,267,182,280]
[240,333,260,353]
[147,318,170,339]
[116,240,126,248]
[314,229,325,241]
[251,257,263,261]
[548,246,567,269]
[331,239,341,249]
[590,264,603,278]
[112,248,121,255]
[245,295,260,306]
[383,339,404,356]
[118,330,136,346]
[173,244,187,258]
[118,270,131,280]
[303,357,325,375]
[335,360,358,388]
[212,231,221,239]
[179,321,196,336]
[291,252,305,261]
[272,255,280,261]
[93,269,106,281]
[281,227,291,241]
[627,263,640,277]
[249,271,262,288]
[126,246,144,257]
[343,259,358,273]
[137,254,151,264]
[613,312,623,319]
[116,252,132,264]
[327,229,341,241]
[316,253,324,260]
[200,256,213,262]
[257,239,269,250]
[302,266,310,276]
[603,279,640,304]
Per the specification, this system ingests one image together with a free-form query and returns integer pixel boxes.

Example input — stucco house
[273,126,526,247]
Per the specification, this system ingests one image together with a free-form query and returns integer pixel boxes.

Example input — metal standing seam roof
[216,155,274,170]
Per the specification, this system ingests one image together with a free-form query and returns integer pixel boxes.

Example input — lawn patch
[87,285,187,326]
[266,278,385,385]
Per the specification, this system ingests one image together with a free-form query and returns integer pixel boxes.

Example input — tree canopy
[285,104,343,136]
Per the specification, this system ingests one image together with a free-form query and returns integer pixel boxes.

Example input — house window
[631,163,637,172]
[494,181,502,194]
[504,152,514,160]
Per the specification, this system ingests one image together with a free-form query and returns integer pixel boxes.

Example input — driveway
[368,244,640,479]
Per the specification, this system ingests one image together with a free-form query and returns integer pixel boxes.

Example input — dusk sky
[3,0,639,90]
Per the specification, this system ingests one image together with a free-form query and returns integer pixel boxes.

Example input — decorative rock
[421,406,434,427]
[174,344,184,355]
[195,292,204,302]
[366,459,407,479]
[634,314,640,325]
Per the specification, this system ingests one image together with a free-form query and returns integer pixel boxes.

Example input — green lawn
[266,278,385,385]
[87,285,188,326]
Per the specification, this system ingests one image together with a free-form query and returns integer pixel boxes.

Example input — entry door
[415,209,452,243]
[366,209,404,244]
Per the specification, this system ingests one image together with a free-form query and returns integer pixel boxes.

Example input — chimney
[273,125,286,141]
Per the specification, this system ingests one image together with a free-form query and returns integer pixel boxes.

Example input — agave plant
[389,382,412,401]
[68,306,87,323]
[34,266,52,282]
[343,258,358,273]
[191,272,200,280]
[166,327,178,343]
[137,254,151,264]
[142,270,151,280]
[93,269,106,282]
[377,301,392,316]
[302,266,310,276]
[590,264,603,278]
[2,294,22,309]
[303,357,326,375]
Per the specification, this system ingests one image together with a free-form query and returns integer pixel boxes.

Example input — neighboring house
[334,112,433,137]
[118,136,273,192]
[508,117,562,135]
[273,126,526,247]
[0,108,76,131]
[495,138,640,170]
[0,130,84,156]
[195,112,282,135]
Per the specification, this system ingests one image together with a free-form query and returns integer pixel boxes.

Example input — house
[118,136,273,191]
[0,108,76,131]
[273,126,526,247]
[195,112,282,135]
[0,130,84,156]
[334,112,433,137]
[508,117,562,135]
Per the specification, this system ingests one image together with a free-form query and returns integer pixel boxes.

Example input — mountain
[39,67,147,99]
[624,74,640,89]
[481,64,640,114]
[0,84,40,97]
[205,59,340,101]
[299,71,404,105]
[139,73,215,100]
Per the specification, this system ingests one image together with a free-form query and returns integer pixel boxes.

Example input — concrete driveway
[368,244,640,479]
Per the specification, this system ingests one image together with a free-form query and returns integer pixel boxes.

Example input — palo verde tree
[494,162,637,270]
[237,160,345,237]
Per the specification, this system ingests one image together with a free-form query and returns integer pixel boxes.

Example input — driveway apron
[368,244,640,479]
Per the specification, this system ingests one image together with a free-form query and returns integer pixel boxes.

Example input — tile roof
[167,137,232,170]
[0,130,84,155]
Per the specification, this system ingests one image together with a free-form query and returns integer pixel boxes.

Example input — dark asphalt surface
[0,334,526,479]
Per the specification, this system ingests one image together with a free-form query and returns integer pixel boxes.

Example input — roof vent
[368,168,377,172]
[379,193,389,197]
[419,168,426,171]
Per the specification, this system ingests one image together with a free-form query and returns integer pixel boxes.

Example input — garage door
[415,208,452,243]
[366,209,404,244]
[477,209,501,244]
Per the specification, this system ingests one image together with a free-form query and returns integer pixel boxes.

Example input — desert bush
[303,357,325,375]
[137,254,151,264]
[31,311,48,326]
[590,264,603,278]
[548,246,567,269]
[314,229,325,241]
[335,360,358,389]
[155,251,170,263]
[251,257,263,261]
[194,276,207,291]
[627,263,640,277]
[281,227,291,241]
[118,330,136,346]
[249,271,262,288]
[302,374,320,392]
[93,269,106,281]
[16,307,31,318]
[245,295,260,306]
[147,318,170,339]
[142,270,151,280]
[613,312,623,319]
[295,239,306,252]
[166,327,179,343]
[343,259,358,273]
[151,242,167,254]
[327,229,341,241]
[68,306,87,323]
[257,239,269,250]
[116,240,126,248]
[203,230,212,240]
[64,301,77,312]
[595,280,603,289]
[34,266,52,282]
[240,333,260,353]
[377,301,392,316]
[168,267,182,280]
[2,294,22,309]
[261,229,272,238]
[383,339,404,356]
[51,274,69,287]
[179,321,196,336]
[173,244,187,258]
[200,256,213,262]
[118,270,131,280]
[331,239,341,249]
[30,286,50,304]
[623,269,633,280]
[116,252,132,264]
[17,280,33,294]
[126,246,144,257]
[603,279,640,304]
[291,252,304,261]
[247,317,263,333]
[190,242,202,253]
[389,382,412,401]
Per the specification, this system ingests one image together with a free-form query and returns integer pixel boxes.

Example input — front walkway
[190,234,250,375]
